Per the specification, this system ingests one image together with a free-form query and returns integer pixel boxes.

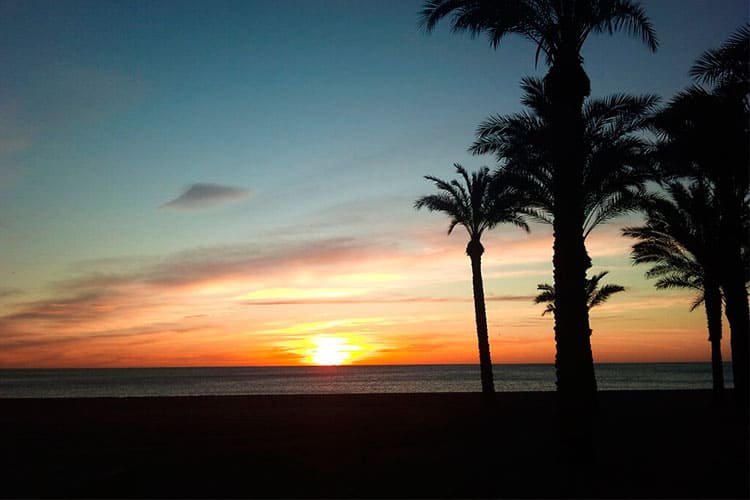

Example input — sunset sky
[0,0,746,367]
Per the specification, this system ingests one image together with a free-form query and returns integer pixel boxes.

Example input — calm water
[0,363,733,398]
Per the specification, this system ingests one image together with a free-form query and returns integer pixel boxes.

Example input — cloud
[239,294,537,306]
[486,294,537,302]
[0,237,398,332]
[0,287,22,298]
[0,233,547,340]
[159,183,251,211]
[139,237,388,288]
[242,296,470,306]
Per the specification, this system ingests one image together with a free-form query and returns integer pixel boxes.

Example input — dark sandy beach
[1,390,747,498]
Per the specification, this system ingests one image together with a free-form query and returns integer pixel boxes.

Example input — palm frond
[419,0,550,55]
[586,0,658,52]
[534,270,624,314]
[689,24,749,88]
[654,274,703,291]
[623,180,725,320]
[588,283,626,309]
[689,293,706,312]
[534,282,556,316]
[476,79,655,237]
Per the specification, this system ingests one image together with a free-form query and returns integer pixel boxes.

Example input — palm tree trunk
[723,271,749,412]
[703,281,724,395]
[718,192,748,413]
[545,54,597,466]
[467,239,494,395]
[545,56,598,407]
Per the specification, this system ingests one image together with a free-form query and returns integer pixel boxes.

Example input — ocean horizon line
[0,363,733,398]
[0,360,724,371]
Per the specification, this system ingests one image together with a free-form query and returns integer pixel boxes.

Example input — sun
[309,336,358,366]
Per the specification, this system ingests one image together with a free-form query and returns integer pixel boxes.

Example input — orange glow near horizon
[0,227,722,368]
[1,0,744,374]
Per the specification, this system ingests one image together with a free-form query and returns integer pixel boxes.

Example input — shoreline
[1,390,747,498]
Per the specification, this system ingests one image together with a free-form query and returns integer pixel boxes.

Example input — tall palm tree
[622,182,725,393]
[650,26,749,410]
[472,78,657,239]
[415,164,529,394]
[535,270,625,316]
[470,77,656,396]
[420,0,658,403]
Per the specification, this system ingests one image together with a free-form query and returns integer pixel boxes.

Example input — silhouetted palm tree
[650,26,748,410]
[415,164,529,394]
[623,182,725,393]
[471,78,655,401]
[421,0,658,402]
[535,271,625,316]
[472,78,657,239]
[690,25,749,100]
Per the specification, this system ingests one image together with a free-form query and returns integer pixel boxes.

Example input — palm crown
[650,25,748,196]
[414,164,529,243]
[535,270,625,316]
[420,0,657,66]
[622,181,722,311]
[690,24,749,97]
[470,77,658,238]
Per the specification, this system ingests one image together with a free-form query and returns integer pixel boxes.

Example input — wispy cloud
[240,293,536,306]
[0,229,633,340]
[486,294,537,302]
[0,287,22,298]
[242,296,470,306]
[0,237,401,333]
[160,183,252,211]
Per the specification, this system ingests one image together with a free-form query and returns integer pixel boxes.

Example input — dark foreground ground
[0,390,747,498]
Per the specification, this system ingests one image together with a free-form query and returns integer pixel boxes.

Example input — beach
[1,390,747,498]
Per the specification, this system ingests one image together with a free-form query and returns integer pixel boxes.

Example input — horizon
[0,0,747,368]
[0,358,731,371]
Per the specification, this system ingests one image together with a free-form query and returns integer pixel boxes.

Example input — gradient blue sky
[0,1,746,367]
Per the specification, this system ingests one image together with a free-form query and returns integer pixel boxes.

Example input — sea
[0,363,733,398]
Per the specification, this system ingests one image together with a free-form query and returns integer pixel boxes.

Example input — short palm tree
[623,181,725,393]
[415,164,529,394]
[535,271,625,317]
[421,0,658,401]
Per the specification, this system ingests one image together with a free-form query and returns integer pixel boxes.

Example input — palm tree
[420,0,658,403]
[690,25,749,101]
[472,78,657,239]
[470,77,656,395]
[622,181,725,393]
[650,26,749,410]
[415,164,529,394]
[535,271,625,317]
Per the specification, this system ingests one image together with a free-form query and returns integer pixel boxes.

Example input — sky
[0,0,747,368]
